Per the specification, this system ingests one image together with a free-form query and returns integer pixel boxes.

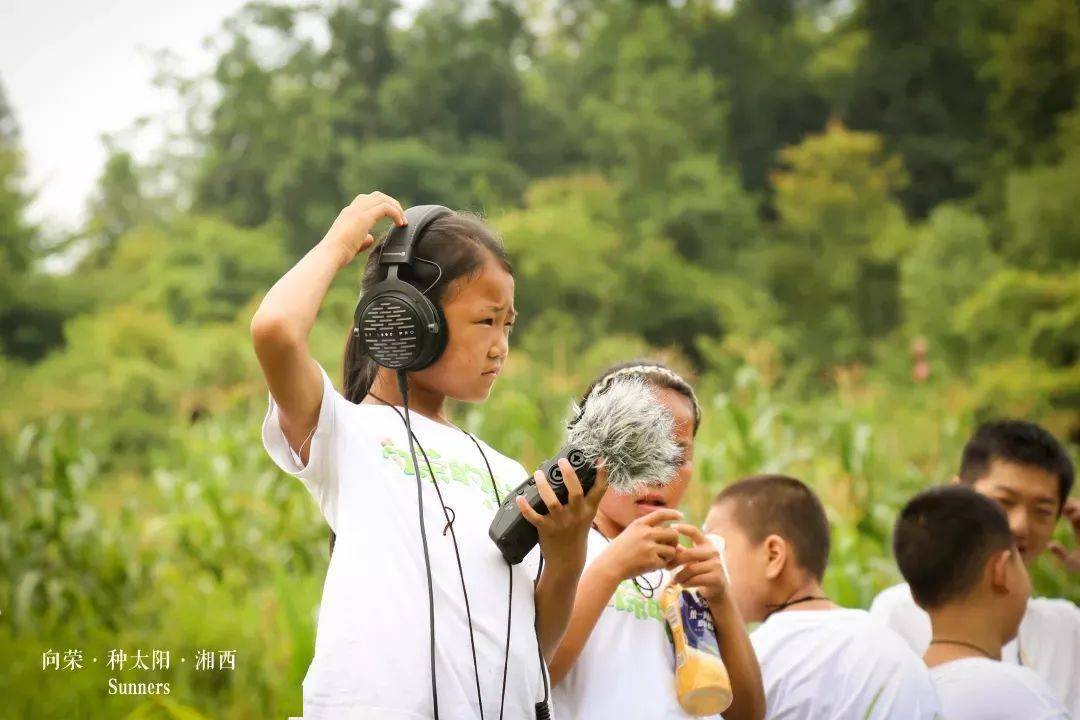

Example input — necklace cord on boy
[762,595,829,622]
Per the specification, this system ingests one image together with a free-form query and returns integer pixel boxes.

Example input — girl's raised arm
[250,192,405,465]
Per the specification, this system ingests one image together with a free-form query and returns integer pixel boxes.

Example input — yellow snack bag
[660,584,734,716]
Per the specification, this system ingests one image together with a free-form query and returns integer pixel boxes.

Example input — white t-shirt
[262,363,544,720]
[930,657,1070,719]
[870,582,1080,717]
[750,608,942,720]
[552,529,722,719]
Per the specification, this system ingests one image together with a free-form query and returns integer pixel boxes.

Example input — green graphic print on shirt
[609,579,664,624]
[380,438,518,509]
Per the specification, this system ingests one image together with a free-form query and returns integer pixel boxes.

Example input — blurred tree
[0,79,36,278]
[338,137,526,213]
[192,28,278,229]
[376,0,529,146]
[582,4,725,213]
[82,215,285,326]
[642,155,764,272]
[956,269,1079,370]
[1002,138,1080,273]
[983,0,1080,168]
[0,78,69,362]
[324,0,400,140]
[191,3,348,256]
[80,147,157,269]
[765,120,910,363]
[956,269,1080,416]
[900,205,1003,370]
[496,175,623,343]
[500,172,766,363]
[690,0,831,196]
[840,0,1008,218]
[14,304,182,463]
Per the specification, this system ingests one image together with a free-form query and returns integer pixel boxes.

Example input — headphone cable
[395,371,440,719]
[373,385,486,719]
[465,433,514,720]
[370,386,541,720]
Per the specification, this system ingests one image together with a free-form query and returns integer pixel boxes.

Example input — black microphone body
[489,446,594,564]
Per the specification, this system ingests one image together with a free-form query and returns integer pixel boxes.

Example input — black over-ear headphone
[353,204,452,370]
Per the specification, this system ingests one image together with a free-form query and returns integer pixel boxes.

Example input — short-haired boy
[893,485,1068,719]
[705,475,941,719]
[870,419,1079,715]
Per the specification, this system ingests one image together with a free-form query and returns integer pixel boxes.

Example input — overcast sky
[1,0,254,232]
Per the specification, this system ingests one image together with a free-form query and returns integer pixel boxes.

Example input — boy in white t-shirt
[870,419,1080,716]
[892,485,1070,719]
[705,475,943,720]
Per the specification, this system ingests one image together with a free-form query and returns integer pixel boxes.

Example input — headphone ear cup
[355,278,446,371]
[409,289,446,371]
[354,204,453,373]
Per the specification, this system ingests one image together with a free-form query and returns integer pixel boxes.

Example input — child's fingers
[372,201,406,227]
[353,192,406,226]
[637,508,683,527]
[534,470,562,515]
[516,494,546,528]
[672,522,708,545]
[1047,542,1078,571]
[1063,499,1080,526]
[674,559,722,586]
[680,569,727,594]
[673,544,717,564]
[655,543,678,563]
[651,526,681,547]
[559,458,585,502]
[368,191,406,222]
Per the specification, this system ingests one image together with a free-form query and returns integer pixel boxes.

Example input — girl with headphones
[251,192,606,720]
[548,361,766,720]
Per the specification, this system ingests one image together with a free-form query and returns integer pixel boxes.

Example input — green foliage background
[1,0,1078,717]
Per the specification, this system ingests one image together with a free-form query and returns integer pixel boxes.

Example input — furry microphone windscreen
[566,375,682,493]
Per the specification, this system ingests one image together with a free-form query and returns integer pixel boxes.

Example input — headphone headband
[379,205,452,267]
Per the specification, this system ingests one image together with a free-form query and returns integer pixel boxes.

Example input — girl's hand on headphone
[594,509,682,581]
[517,459,609,571]
[321,191,407,267]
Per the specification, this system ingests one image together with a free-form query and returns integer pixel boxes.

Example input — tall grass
[1,356,1076,718]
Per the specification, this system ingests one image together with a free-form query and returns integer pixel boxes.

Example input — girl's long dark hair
[329,211,513,555]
